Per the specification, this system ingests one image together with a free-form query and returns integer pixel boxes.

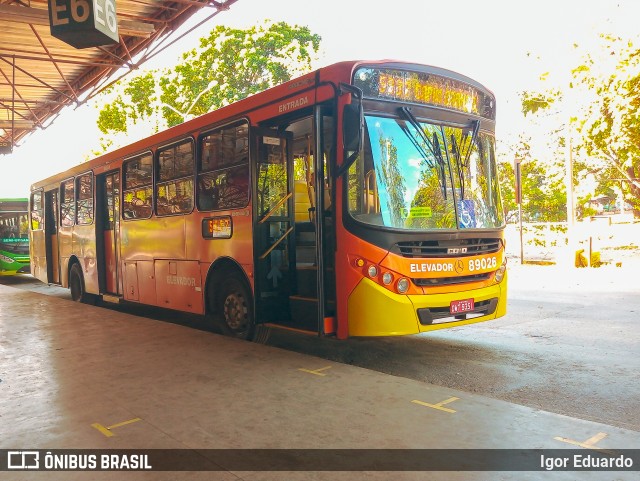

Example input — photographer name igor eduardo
[541,453,634,471]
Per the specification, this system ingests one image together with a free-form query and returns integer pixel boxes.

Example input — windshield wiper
[397,107,447,199]
[463,119,481,167]
[452,119,481,201]
[431,132,448,200]
[450,133,465,200]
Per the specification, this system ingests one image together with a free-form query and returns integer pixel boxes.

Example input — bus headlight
[367,265,378,277]
[494,260,507,283]
[396,278,410,293]
[382,272,393,285]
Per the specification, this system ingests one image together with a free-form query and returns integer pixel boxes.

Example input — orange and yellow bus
[29,60,506,340]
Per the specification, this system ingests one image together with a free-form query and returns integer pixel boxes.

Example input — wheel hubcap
[223,292,247,331]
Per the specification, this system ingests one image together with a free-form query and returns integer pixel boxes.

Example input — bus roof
[30,60,494,191]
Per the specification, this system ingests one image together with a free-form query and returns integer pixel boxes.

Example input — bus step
[289,295,318,302]
[262,322,318,336]
[295,267,317,297]
[101,294,121,304]
[288,295,319,331]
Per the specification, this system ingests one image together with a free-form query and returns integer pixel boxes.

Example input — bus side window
[198,174,218,210]
[60,179,75,227]
[30,191,43,230]
[156,140,194,215]
[123,153,153,219]
[124,189,152,219]
[76,172,94,225]
[198,121,249,211]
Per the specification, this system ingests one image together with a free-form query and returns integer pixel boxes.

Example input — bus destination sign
[48,0,119,49]
[202,216,232,239]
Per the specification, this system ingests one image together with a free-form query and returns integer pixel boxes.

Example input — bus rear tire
[69,263,93,304]
[217,275,255,340]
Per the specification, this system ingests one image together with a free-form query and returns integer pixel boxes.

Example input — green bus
[0,198,30,276]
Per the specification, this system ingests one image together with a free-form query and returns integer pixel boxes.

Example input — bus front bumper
[347,272,508,337]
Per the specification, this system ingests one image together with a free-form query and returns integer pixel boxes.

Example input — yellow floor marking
[412,396,460,413]
[91,423,114,438]
[92,417,142,437]
[554,432,615,454]
[298,366,332,376]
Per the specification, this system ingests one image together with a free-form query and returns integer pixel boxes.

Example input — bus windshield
[348,113,503,230]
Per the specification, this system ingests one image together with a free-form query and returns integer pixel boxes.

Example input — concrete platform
[0,283,638,481]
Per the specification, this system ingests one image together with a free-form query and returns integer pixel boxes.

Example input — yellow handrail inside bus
[259,226,293,260]
[259,192,293,224]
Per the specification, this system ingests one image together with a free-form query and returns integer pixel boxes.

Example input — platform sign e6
[48,0,119,49]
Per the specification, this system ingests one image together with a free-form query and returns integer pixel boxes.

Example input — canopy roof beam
[0,0,240,146]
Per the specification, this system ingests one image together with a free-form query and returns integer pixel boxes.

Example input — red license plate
[450,298,475,314]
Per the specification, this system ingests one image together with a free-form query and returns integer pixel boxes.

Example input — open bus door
[96,171,121,296]
[253,129,301,327]
[253,112,336,336]
[44,190,60,284]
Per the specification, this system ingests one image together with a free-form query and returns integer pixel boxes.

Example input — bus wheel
[218,276,255,340]
[69,263,91,304]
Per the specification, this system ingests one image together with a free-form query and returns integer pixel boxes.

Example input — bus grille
[394,238,501,258]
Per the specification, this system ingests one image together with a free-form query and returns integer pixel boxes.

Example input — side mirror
[336,83,363,178]
[343,103,362,155]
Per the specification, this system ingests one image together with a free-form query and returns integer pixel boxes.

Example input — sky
[2,0,639,198]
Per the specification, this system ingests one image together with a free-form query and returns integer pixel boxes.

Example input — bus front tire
[218,276,255,340]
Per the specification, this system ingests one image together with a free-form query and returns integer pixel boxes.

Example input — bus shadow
[265,327,509,388]
[94,298,222,335]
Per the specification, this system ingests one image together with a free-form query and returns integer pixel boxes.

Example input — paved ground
[1,276,639,481]
[267,263,640,432]
[3,262,640,435]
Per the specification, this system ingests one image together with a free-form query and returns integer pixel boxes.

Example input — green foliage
[520,89,561,116]
[521,34,640,217]
[124,73,157,120]
[375,136,405,226]
[97,99,129,134]
[497,136,567,222]
[96,21,321,142]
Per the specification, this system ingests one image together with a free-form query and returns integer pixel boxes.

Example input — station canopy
[0,0,239,149]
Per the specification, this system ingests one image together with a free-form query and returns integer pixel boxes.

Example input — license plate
[450,298,474,314]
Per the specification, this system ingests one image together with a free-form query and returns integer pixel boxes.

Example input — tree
[96,21,321,146]
[497,136,566,222]
[573,35,640,216]
[521,34,640,217]
[375,136,406,226]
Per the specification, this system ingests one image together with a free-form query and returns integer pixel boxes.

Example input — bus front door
[254,114,334,335]
[286,112,336,336]
[254,130,300,327]
[96,171,121,295]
